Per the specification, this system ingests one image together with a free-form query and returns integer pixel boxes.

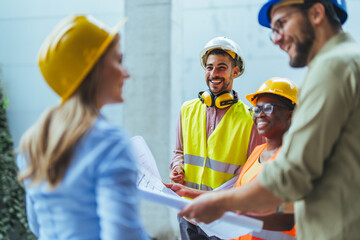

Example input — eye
[278,19,286,29]
[263,104,272,111]
[206,66,213,71]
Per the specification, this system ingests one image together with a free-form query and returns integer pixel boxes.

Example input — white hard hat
[200,37,245,78]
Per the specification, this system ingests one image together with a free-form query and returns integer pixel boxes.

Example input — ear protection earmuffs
[198,90,238,109]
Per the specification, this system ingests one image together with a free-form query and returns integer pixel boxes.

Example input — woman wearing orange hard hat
[17,15,149,239]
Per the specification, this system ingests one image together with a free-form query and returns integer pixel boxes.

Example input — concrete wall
[0,0,127,145]
[123,0,181,238]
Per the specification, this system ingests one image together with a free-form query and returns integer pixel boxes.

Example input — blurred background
[1,0,359,239]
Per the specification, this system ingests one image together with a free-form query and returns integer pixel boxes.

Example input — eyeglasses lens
[250,103,274,117]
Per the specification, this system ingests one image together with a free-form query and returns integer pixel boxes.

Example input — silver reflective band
[185,182,200,189]
[252,229,295,240]
[184,154,204,167]
[185,181,214,191]
[205,157,242,174]
[185,154,241,174]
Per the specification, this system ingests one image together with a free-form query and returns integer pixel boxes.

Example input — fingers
[163,182,172,188]
[178,193,226,224]
[179,205,192,219]
[170,175,184,184]
[169,167,185,184]
[174,167,184,175]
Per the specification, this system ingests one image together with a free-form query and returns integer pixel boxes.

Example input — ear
[286,110,293,126]
[307,2,326,26]
[232,65,240,77]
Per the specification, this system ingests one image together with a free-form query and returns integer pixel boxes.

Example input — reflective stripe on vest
[251,230,295,240]
[185,181,213,191]
[184,154,242,174]
[181,99,253,190]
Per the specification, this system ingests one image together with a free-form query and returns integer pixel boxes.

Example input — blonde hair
[19,35,119,188]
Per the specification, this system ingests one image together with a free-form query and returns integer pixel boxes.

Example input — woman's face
[253,96,292,139]
[97,38,130,108]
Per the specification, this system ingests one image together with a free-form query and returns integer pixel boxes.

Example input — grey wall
[123,0,181,238]
[1,0,360,239]
[0,0,127,146]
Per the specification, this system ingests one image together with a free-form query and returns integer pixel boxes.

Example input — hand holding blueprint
[131,136,263,239]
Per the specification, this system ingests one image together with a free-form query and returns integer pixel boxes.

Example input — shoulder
[233,99,250,112]
[77,116,133,162]
[89,116,129,143]
[311,34,360,78]
[181,98,201,108]
[304,35,360,100]
[230,100,253,121]
[76,117,136,173]
[181,98,203,114]
[250,143,267,155]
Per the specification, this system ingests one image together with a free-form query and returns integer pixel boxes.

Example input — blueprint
[131,136,263,239]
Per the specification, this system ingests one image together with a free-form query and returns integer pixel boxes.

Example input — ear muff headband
[198,90,238,109]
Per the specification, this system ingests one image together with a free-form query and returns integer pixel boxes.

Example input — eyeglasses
[249,103,289,117]
[269,10,300,42]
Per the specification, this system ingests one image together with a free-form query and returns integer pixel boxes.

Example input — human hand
[179,191,227,224]
[169,166,185,184]
[164,182,193,198]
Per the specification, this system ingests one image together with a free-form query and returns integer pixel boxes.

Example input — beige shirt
[258,33,360,240]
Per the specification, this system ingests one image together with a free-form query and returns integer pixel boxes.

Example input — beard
[290,16,315,68]
[207,77,231,95]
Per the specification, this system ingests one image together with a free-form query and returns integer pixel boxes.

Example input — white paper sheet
[131,136,264,239]
[138,188,263,239]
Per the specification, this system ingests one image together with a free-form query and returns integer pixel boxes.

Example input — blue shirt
[18,116,149,240]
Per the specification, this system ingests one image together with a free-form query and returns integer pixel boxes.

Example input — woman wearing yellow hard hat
[17,15,149,239]
[233,77,298,240]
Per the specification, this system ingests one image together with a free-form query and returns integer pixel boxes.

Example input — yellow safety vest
[181,99,253,191]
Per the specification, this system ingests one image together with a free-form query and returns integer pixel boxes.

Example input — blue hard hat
[258,0,348,28]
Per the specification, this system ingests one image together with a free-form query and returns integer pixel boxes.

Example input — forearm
[185,188,208,199]
[170,111,184,170]
[221,179,282,214]
[169,153,184,170]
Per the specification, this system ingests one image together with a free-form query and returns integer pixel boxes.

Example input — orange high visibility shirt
[233,144,296,240]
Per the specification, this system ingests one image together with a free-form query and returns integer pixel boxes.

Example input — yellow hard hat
[38,15,127,103]
[246,77,298,106]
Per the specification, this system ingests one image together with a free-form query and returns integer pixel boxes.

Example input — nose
[210,68,220,78]
[122,66,130,79]
[271,31,284,45]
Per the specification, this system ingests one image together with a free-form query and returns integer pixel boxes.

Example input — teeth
[211,80,221,84]
[257,122,268,128]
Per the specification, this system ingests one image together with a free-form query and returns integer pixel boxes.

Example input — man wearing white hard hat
[179,0,360,239]
[168,37,264,239]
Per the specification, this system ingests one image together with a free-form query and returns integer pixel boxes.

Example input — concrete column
[124,0,183,238]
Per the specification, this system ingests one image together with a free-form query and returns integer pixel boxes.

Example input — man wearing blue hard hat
[178,0,360,239]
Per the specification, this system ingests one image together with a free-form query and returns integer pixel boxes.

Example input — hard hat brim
[246,91,297,106]
[258,0,348,28]
[258,0,283,28]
